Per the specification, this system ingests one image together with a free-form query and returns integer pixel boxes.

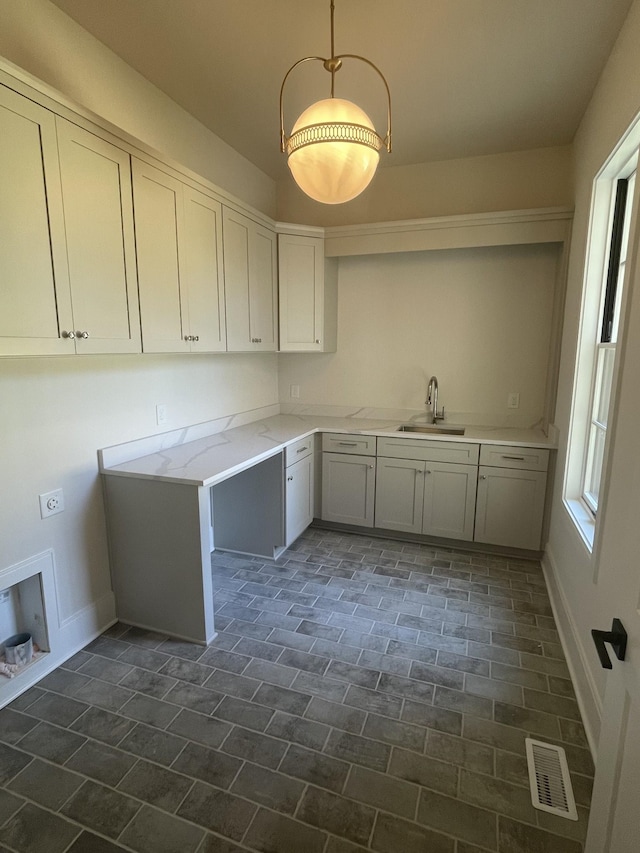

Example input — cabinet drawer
[322,433,376,455]
[285,435,314,466]
[377,436,479,466]
[479,444,549,472]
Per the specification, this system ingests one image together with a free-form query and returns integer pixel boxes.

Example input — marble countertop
[100,413,556,488]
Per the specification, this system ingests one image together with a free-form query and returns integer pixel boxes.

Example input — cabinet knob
[287,475,294,481]
[185,335,192,341]
[315,339,320,344]
[62,330,76,340]
[425,470,432,475]
[369,464,374,469]
[416,469,423,475]
[78,331,89,339]
[479,474,487,480]
[193,335,199,342]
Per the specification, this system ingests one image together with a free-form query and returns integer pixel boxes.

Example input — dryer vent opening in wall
[526,738,578,820]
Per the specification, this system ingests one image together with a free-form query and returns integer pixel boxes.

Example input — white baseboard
[542,545,602,757]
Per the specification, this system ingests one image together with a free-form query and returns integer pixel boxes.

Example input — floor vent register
[525,738,579,820]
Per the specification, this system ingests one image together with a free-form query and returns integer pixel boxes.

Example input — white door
[584,204,640,851]
[278,234,323,352]
[183,186,226,352]
[132,158,189,353]
[0,85,73,355]
[56,118,140,354]
[285,455,314,547]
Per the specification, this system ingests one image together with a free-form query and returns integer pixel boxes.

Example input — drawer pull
[296,445,309,453]
[500,455,526,461]
[338,441,358,447]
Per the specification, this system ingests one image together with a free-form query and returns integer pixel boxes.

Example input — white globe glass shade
[287,98,380,204]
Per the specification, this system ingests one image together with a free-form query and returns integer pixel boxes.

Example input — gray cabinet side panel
[103,476,214,643]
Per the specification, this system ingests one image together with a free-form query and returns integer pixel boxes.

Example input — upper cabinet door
[56,118,140,354]
[183,187,226,353]
[0,86,73,356]
[132,158,189,353]
[249,223,278,351]
[278,234,324,352]
[223,208,277,352]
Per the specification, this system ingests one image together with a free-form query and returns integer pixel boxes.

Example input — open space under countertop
[99,414,556,489]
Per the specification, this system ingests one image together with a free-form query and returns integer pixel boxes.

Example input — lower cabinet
[321,433,377,527]
[375,455,478,540]
[474,445,549,551]
[285,437,315,547]
[320,433,550,551]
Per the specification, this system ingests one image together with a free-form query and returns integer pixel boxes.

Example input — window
[582,172,635,515]
[564,138,637,553]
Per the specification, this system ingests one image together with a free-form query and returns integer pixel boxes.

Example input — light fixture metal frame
[279,0,392,163]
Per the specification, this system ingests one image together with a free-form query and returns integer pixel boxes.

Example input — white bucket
[4,632,33,666]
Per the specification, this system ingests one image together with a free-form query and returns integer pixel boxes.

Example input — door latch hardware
[591,618,627,669]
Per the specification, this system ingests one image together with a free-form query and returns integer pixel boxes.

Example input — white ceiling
[49,0,634,181]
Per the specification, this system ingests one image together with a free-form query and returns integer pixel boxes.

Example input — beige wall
[0,1,280,643]
[0,0,276,216]
[278,243,561,428]
[0,355,278,623]
[545,0,640,744]
[277,145,574,226]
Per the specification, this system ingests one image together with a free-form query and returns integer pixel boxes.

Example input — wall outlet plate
[507,392,520,409]
[39,488,64,518]
[0,589,10,604]
[156,404,168,425]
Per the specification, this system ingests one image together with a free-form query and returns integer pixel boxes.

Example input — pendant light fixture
[280,0,392,204]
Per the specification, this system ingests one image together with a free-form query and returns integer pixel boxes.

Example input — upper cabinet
[0,87,139,356]
[56,118,140,354]
[223,208,278,352]
[132,158,226,353]
[278,232,337,353]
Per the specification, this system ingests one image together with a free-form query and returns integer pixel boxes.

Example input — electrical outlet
[507,392,520,409]
[39,488,65,518]
[290,384,300,399]
[156,404,168,425]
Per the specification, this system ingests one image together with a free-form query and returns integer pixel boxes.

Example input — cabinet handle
[337,441,358,447]
[193,336,199,342]
[315,339,320,344]
[251,337,263,343]
[500,455,525,461]
[369,464,374,469]
[185,335,192,341]
[416,468,423,475]
[78,331,89,339]
[62,330,76,340]
[287,475,294,481]
[296,446,309,453]
[479,474,487,479]
[425,470,432,474]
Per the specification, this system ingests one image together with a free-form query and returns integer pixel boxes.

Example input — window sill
[564,497,595,552]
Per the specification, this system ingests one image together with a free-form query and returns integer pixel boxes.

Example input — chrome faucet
[426,375,444,423]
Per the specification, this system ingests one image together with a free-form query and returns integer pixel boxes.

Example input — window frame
[580,173,634,517]
[563,133,638,557]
